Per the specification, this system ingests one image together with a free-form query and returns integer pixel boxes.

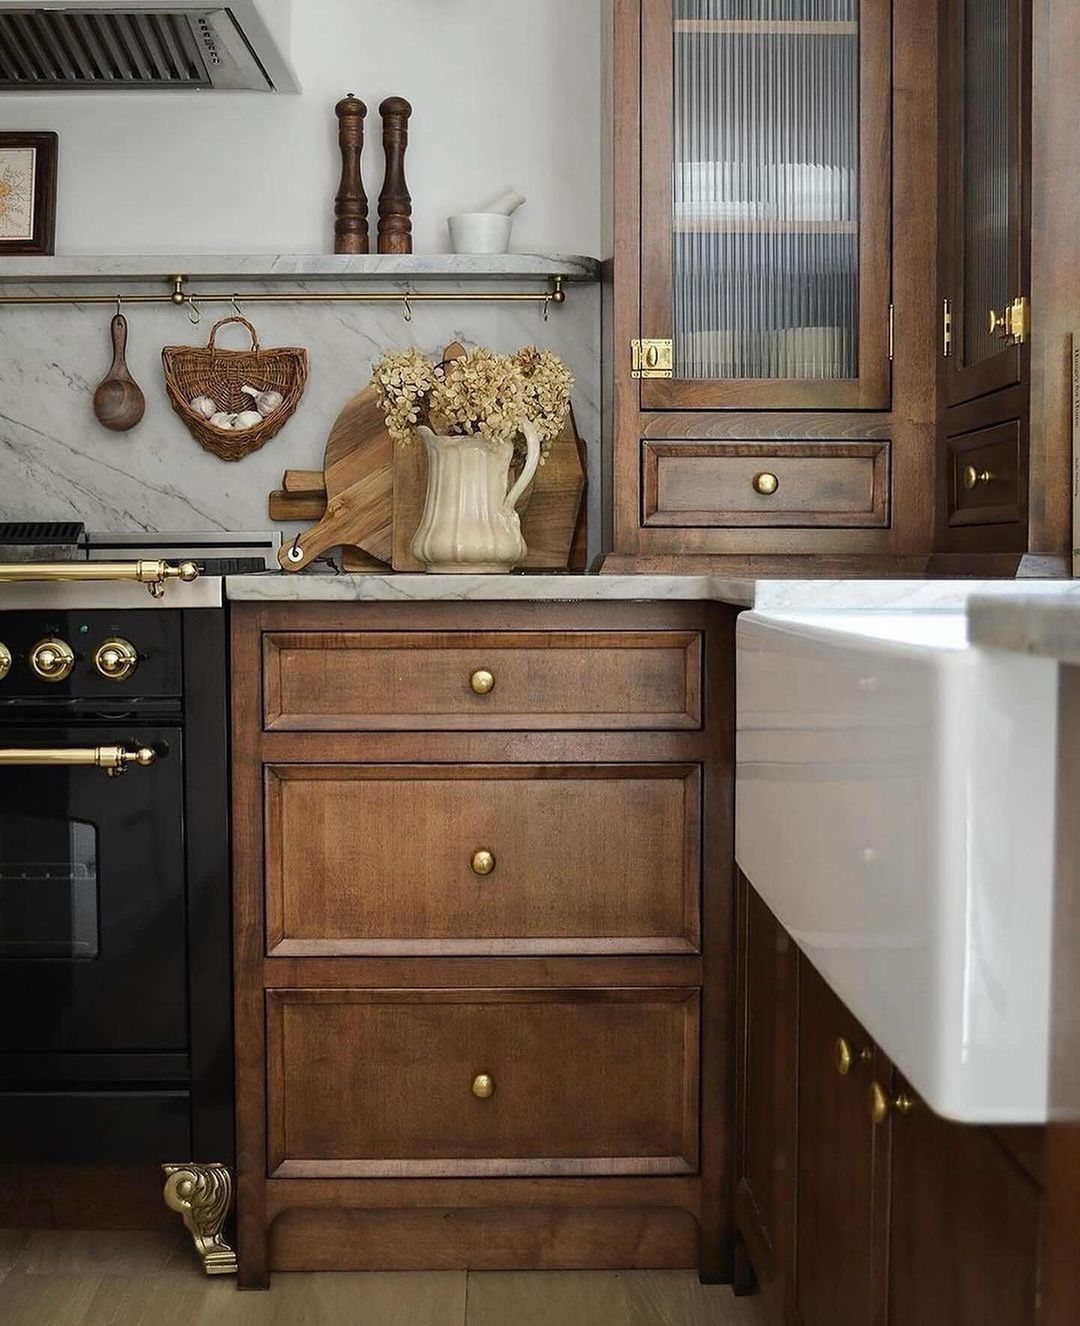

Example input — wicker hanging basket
[161,315,308,462]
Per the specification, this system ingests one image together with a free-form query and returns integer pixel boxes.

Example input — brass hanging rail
[0,273,568,314]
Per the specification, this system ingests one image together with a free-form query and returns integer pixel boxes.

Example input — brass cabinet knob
[470,668,495,695]
[988,306,1010,338]
[30,638,75,682]
[471,849,496,876]
[962,464,994,491]
[93,637,138,682]
[835,1036,870,1077]
[471,1072,495,1100]
[870,1081,916,1126]
[752,471,780,496]
[0,643,10,681]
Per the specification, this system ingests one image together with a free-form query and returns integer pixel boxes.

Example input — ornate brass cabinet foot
[162,1163,238,1275]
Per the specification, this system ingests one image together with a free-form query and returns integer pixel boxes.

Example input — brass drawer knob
[471,1072,495,1100]
[870,1081,916,1126]
[0,643,10,681]
[30,638,75,682]
[962,464,994,491]
[470,668,495,695]
[752,471,779,496]
[471,849,496,876]
[835,1036,869,1077]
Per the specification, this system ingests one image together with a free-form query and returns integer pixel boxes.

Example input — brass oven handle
[0,745,157,778]
[0,560,200,599]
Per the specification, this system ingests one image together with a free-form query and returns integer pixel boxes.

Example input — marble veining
[0,279,601,553]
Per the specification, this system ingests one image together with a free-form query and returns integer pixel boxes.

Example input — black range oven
[0,606,233,1167]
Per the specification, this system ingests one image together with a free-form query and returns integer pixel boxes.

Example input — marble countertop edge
[968,595,1080,664]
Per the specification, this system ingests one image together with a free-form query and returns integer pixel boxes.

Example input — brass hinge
[888,303,894,362]
[631,338,673,379]
[989,294,1030,345]
[943,298,953,358]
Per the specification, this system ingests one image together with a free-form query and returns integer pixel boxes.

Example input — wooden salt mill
[334,94,368,254]
[378,96,413,254]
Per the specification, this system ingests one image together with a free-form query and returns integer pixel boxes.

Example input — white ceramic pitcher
[410,419,541,573]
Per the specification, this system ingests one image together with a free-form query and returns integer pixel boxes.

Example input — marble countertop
[225,572,1080,613]
[968,594,1080,665]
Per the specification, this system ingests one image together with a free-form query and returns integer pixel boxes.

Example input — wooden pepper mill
[378,96,413,254]
[334,94,369,254]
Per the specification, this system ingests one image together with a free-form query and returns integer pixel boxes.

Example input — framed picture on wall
[0,132,57,256]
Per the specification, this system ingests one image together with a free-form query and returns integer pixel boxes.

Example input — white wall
[0,0,601,256]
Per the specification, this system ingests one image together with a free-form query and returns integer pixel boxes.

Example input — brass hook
[115,295,122,317]
[402,294,413,323]
[231,295,243,319]
[541,294,551,323]
[187,298,202,327]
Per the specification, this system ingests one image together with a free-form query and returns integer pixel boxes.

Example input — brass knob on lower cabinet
[471,1072,495,1100]
[0,643,10,681]
[470,668,495,695]
[752,471,780,496]
[963,465,994,491]
[835,1037,870,1077]
[471,849,496,876]
[870,1081,916,1126]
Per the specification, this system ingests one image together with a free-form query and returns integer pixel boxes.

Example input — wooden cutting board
[276,386,394,572]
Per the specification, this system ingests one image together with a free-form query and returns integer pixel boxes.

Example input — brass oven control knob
[94,638,139,682]
[0,643,10,681]
[470,668,496,695]
[30,638,75,682]
[471,1073,495,1100]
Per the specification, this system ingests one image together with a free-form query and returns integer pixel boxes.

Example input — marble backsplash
[0,278,601,560]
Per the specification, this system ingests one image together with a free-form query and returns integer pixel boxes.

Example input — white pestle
[474,189,526,217]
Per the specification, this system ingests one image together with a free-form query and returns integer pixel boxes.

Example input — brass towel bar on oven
[0,560,201,598]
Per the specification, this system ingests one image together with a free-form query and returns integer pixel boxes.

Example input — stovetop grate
[0,521,85,546]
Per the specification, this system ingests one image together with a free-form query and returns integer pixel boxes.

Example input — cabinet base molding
[266,1203,700,1273]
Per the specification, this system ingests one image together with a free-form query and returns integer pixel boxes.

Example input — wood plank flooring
[0,1230,770,1325]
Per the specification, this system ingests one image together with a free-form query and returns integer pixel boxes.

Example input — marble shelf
[0,253,600,285]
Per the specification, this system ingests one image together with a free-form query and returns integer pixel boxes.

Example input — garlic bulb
[241,384,284,417]
[190,395,217,419]
[209,411,239,430]
[233,410,264,430]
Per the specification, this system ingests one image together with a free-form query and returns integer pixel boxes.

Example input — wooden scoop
[93,312,145,432]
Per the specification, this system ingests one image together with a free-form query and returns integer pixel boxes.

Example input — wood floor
[0,1229,770,1325]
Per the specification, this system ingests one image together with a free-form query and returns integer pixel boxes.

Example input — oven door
[0,725,187,1052]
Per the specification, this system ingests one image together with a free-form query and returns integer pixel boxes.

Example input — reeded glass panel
[673,0,860,381]
[962,0,1010,367]
[0,816,98,958]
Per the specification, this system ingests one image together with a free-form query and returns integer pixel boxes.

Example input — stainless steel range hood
[0,0,299,91]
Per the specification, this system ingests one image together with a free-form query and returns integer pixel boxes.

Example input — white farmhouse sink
[736,610,1058,1123]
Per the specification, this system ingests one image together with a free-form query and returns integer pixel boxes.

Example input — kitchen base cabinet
[735,877,1045,1326]
[889,1099,1041,1326]
[232,601,736,1288]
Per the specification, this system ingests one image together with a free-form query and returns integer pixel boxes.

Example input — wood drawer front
[947,422,1022,528]
[266,988,701,1179]
[265,764,701,956]
[263,630,702,731]
[642,441,890,529]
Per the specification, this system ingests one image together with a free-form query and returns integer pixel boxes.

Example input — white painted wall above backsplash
[0,0,601,256]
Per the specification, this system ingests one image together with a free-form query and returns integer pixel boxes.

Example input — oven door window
[0,814,99,959]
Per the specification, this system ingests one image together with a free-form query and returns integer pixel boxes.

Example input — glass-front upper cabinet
[944,0,1028,407]
[639,0,892,410]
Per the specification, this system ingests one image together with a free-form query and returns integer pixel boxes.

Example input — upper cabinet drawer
[643,441,890,529]
[266,987,700,1179]
[262,630,703,731]
[947,422,1022,528]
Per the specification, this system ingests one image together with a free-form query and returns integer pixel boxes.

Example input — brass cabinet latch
[988,295,1030,345]
[631,338,673,379]
[943,299,953,358]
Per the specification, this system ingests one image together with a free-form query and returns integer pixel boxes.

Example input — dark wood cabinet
[733,877,798,1323]
[735,877,1045,1326]
[795,958,885,1326]
[889,1090,1040,1326]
